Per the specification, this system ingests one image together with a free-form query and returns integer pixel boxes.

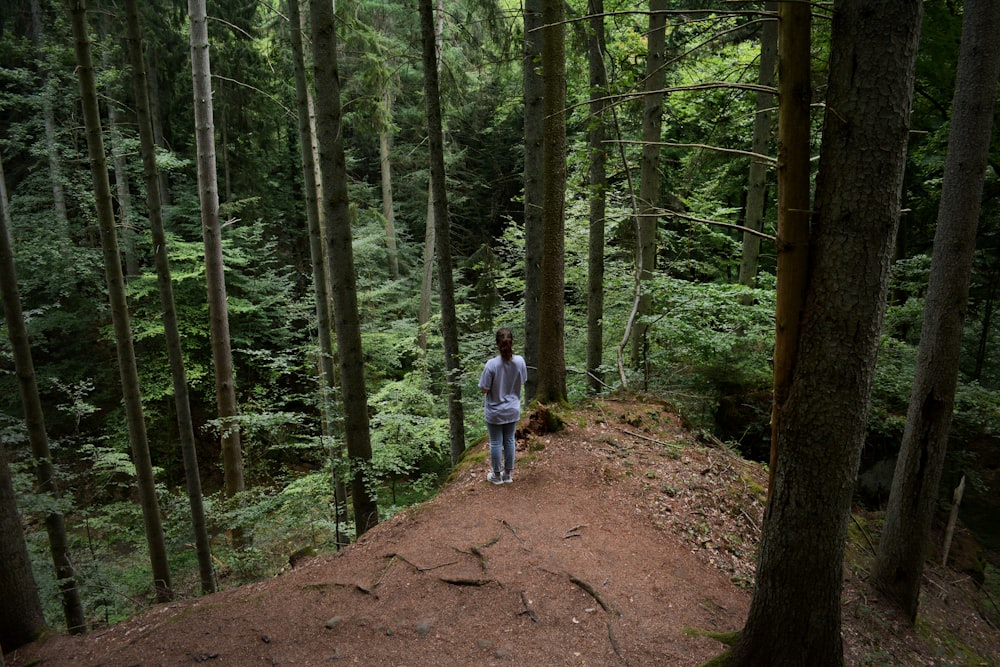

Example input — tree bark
[522,0,543,402]
[311,0,380,535]
[737,2,777,297]
[0,443,46,652]
[767,0,811,499]
[419,0,466,465]
[68,0,173,602]
[730,1,922,664]
[125,0,215,594]
[585,0,607,395]
[873,0,1000,623]
[188,0,246,518]
[631,0,667,377]
[287,0,347,543]
[0,152,86,632]
[30,0,70,239]
[534,0,567,404]
[379,91,400,281]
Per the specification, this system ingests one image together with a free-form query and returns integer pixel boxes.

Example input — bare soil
[8,396,999,666]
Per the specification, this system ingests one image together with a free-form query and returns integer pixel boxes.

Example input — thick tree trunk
[419,0,466,465]
[730,1,922,664]
[311,0,380,535]
[631,0,667,377]
[585,0,607,395]
[0,153,86,632]
[188,0,246,517]
[0,444,46,652]
[125,0,215,594]
[534,0,566,404]
[873,0,1000,622]
[522,0,543,402]
[287,0,347,543]
[69,0,173,602]
[737,2,777,297]
[767,0,811,498]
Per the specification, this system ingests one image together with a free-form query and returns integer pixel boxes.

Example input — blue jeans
[487,421,516,474]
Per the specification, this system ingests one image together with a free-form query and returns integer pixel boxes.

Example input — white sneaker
[502,472,512,484]
[487,472,504,485]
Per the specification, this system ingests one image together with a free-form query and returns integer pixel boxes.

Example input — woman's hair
[495,327,514,361]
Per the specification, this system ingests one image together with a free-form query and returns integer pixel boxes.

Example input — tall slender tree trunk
[30,0,70,238]
[630,0,667,378]
[99,13,138,278]
[873,0,1000,623]
[767,0,811,499]
[419,0,466,464]
[188,0,246,521]
[418,0,444,356]
[522,0,543,402]
[534,0,567,404]
[0,443,46,652]
[729,2,922,664]
[0,153,86,632]
[379,92,400,281]
[311,0,380,535]
[738,2,777,297]
[124,0,215,594]
[287,0,347,544]
[974,260,997,380]
[585,0,607,395]
[146,48,171,208]
[68,0,172,602]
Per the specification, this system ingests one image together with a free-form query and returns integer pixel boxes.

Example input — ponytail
[495,327,514,362]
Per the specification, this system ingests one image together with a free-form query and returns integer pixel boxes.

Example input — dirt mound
[7,397,998,666]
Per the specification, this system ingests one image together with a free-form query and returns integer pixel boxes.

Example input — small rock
[415,620,432,636]
[476,639,493,650]
[325,616,342,629]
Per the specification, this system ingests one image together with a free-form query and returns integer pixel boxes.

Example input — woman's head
[495,327,514,361]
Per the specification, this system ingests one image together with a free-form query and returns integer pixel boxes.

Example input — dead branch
[568,573,622,617]
[564,524,587,539]
[439,576,493,586]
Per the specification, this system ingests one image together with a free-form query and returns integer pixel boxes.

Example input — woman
[478,327,527,484]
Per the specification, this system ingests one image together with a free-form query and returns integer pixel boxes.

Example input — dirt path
[8,397,998,666]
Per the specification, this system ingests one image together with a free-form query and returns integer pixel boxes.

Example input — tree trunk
[418,190,435,353]
[534,0,566,404]
[631,0,667,377]
[287,0,347,544]
[585,0,607,395]
[68,0,173,602]
[419,0,466,465]
[311,0,380,535]
[873,0,1000,623]
[0,443,46,652]
[729,1,922,664]
[188,0,246,520]
[30,0,70,238]
[0,153,86,632]
[417,0,443,356]
[737,2,777,297]
[379,92,400,281]
[125,0,215,594]
[145,47,171,208]
[522,0,543,402]
[767,0,811,499]
[100,13,137,278]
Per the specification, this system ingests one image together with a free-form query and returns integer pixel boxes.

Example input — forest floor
[8,395,1000,666]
